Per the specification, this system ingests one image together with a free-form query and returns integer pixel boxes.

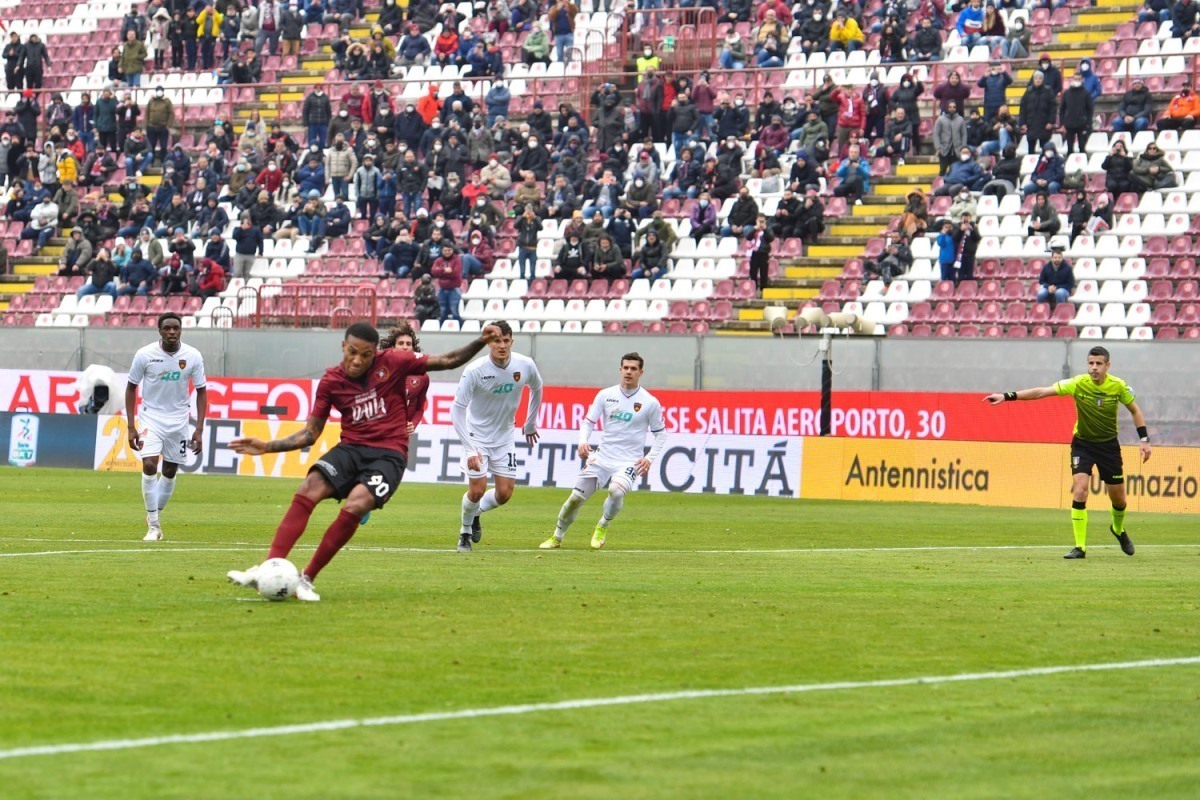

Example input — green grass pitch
[2,466,1199,799]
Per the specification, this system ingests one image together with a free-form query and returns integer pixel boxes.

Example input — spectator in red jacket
[193,257,225,299]
[430,242,463,323]
[255,160,285,196]
[832,85,866,156]
[461,230,494,279]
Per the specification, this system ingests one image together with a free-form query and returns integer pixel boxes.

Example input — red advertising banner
[1,370,1077,443]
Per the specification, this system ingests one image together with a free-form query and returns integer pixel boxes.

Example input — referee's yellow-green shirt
[1054,373,1136,442]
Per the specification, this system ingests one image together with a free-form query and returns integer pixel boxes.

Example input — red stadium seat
[1055,326,1078,338]
[1030,325,1053,338]
[909,323,933,337]
[1005,325,1029,338]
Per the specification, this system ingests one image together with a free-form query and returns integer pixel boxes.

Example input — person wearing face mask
[1066,189,1095,242]
[326,133,359,200]
[1059,71,1094,155]
[1001,15,1030,60]
[936,150,984,199]
[1031,55,1062,96]
[636,44,661,79]
[977,63,1013,123]
[302,85,333,150]
[933,102,967,175]
[798,7,831,56]
[144,87,174,167]
[1156,80,1200,131]
[878,15,906,63]
[1022,144,1064,197]
[1018,71,1057,153]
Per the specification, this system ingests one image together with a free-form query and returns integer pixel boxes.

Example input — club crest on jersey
[513,371,521,382]
[375,366,390,381]
[178,359,187,369]
[633,402,642,412]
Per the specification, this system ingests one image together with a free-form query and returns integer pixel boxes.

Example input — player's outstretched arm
[425,324,503,371]
[230,416,327,455]
[984,386,1058,405]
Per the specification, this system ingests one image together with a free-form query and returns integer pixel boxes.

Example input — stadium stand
[1,0,1200,342]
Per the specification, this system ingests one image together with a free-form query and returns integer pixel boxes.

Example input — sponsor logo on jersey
[512,371,521,382]
[481,374,495,381]
[633,402,642,412]
[605,398,619,404]
[178,359,187,369]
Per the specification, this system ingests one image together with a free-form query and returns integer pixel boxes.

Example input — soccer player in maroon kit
[226,321,499,601]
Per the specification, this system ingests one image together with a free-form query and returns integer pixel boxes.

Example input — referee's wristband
[1003,392,1017,401]
[1137,426,1149,442]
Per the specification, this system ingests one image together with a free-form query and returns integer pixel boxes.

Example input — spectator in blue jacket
[296,155,326,197]
[118,248,158,296]
[976,63,1013,122]
[955,0,985,46]
[1022,144,1065,196]
[935,146,986,195]
[1172,0,1200,39]
[485,81,511,126]
[936,220,958,282]
[833,144,871,202]
[1076,59,1102,101]
[397,24,431,65]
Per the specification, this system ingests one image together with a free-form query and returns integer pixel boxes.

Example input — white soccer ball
[256,558,300,602]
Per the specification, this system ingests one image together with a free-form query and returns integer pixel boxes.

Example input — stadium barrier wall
[0,331,1195,443]
[801,438,1200,515]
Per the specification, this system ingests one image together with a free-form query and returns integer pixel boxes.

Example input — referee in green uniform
[986,346,1153,559]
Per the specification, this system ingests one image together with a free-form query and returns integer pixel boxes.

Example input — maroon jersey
[312,348,429,457]
[406,373,430,428]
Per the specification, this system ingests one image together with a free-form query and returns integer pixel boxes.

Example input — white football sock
[142,474,160,524]
[461,493,480,534]
[479,489,500,514]
[156,476,176,513]
[600,485,627,527]
[555,491,587,537]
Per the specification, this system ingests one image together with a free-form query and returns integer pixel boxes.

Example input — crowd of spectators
[0,0,1194,330]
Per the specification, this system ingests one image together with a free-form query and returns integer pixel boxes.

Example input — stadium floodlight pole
[768,307,879,437]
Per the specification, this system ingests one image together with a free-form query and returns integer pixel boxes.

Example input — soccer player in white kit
[451,320,543,552]
[540,352,667,550]
[124,312,208,541]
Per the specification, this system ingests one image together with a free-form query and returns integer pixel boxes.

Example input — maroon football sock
[267,494,317,560]
[304,508,360,580]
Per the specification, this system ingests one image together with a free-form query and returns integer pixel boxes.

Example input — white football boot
[295,574,320,602]
[143,516,163,542]
[226,564,260,589]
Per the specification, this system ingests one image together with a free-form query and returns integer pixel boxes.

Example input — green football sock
[1111,504,1127,535]
[1071,503,1087,550]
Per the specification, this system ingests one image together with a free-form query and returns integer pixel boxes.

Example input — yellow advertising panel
[801,439,1200,514]
[233,421,343,478]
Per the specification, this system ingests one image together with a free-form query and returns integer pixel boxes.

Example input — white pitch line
[3,543,1199,559]
[1,655,1197,762]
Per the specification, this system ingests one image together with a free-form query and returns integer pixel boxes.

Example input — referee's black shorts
[310,443,407,508]
[1070,437,1124,485]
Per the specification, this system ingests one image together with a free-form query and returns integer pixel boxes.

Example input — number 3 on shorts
[367,474,390,498]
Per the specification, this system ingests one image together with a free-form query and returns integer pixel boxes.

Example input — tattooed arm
[229,415,328,456]
[424,324,502,371]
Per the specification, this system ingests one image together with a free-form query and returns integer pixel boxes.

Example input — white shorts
[580,458,640,494]
[140,420,191,464]
[460,442,519,480]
